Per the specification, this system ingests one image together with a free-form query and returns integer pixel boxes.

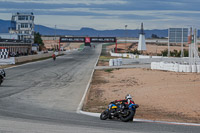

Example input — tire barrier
[109,58,122,66]
[151,62,200,73]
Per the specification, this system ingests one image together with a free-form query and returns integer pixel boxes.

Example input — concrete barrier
[113,59,118,66]
[109,59,113,66]
[151,62,200,73]
[14,52,54,64]
[109,58,123,66]
[192,65,197,73]
[185,65,191,73]
[197,65,200,73]
[118,58,122,66]
[0,57,15,65]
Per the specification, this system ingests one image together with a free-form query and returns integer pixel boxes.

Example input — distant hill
[0,19,174,38]
[0,19,11,33]
[34,26,168,38]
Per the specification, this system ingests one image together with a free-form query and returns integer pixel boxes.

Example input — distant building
[0,12,35,55]
[9,12,34,43]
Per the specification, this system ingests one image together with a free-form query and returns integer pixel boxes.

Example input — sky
[0,0,200,30]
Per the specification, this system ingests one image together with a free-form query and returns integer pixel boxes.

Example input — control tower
[137,23,146,51]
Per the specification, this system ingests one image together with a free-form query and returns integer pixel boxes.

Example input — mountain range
[0,19,178,38]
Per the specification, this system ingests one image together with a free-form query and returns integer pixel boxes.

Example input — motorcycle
[0,69,6,85]
[53,56,56,61]
[52,54,56,61]
[100,100,139,122]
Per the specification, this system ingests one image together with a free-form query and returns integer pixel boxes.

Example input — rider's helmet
[125,94,132,100]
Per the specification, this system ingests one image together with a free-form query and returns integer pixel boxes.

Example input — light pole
[54,25,58,51]
[125,25,128,53]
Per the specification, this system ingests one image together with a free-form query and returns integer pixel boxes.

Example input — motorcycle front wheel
[100,110,108,120]
[0,76,3,86]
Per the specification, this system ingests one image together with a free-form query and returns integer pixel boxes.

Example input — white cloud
[2,0,126,4]
[1,0,200,29]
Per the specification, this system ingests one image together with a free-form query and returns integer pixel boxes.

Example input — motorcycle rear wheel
[120,110,134,122]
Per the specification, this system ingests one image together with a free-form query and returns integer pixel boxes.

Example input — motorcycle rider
[113,94,138,121]
[113,94,136,106]
[112,94,138,112]
[52,53,56,61]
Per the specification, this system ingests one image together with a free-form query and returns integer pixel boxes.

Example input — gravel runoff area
[83,68,200,123]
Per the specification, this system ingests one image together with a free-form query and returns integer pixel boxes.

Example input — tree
[34,32,44,51]
[151,34,159,39]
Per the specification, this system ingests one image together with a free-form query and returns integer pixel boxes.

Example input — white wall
[151,62,200,73]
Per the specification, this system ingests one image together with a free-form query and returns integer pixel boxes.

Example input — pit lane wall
[14,52,55,64]
[0,51,64,65]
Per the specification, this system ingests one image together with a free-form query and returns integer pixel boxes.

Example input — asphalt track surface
[0,45,199,133]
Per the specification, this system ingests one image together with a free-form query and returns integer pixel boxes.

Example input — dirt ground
[0,64,15,69]
[43,39,83,50]
[107,43,190,55]
[83,68,200,123]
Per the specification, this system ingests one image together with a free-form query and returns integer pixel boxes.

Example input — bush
[104,69,114,73]
[161,49,189,57]
[161,49,168,56]
[130,49,140,55]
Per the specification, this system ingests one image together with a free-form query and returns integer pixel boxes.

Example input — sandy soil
[107,43,190,55]
[43,40,83,50]
[83,68,200,123]
[0,65,15,69]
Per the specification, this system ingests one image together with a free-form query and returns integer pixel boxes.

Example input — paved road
[0,45,199,133]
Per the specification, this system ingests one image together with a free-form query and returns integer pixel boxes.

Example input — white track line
[77,45,102,113]
[79,111,200,126]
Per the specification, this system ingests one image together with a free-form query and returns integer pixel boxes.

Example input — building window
[21,23,28,28]
[18,16,25,20]
[25,31,29,34]
[25,23,28,28]
[21,23,25,28]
